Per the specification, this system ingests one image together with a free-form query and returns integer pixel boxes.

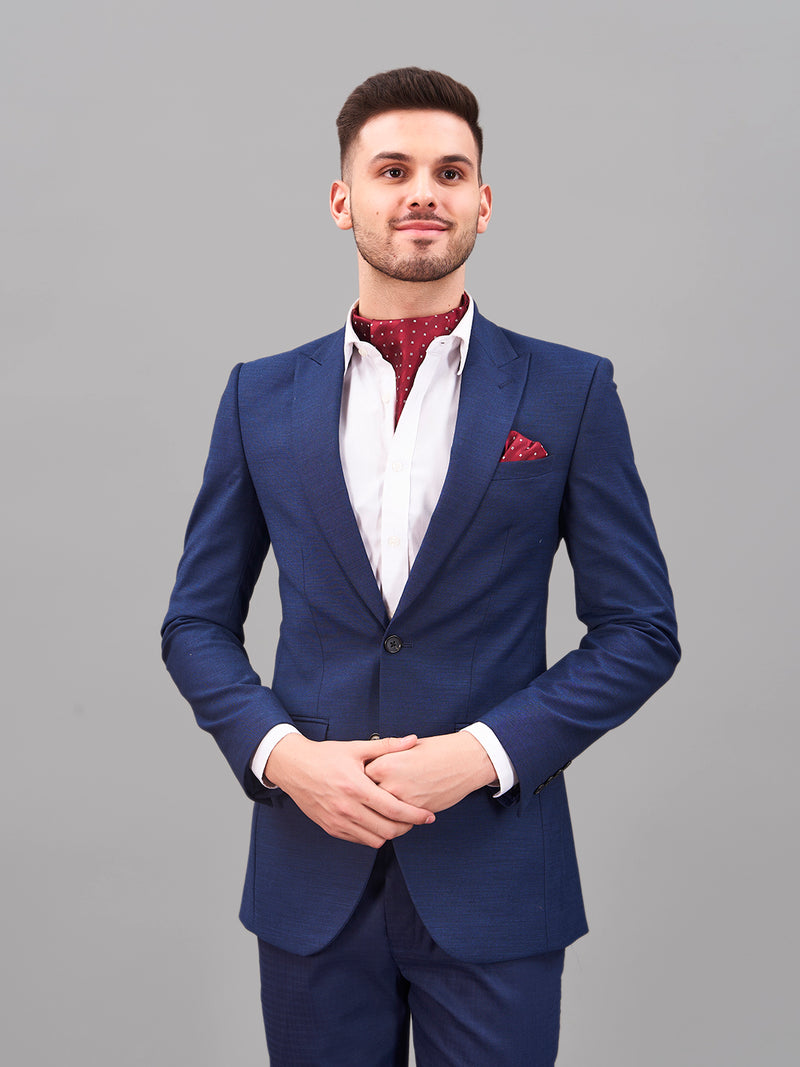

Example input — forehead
[351,109,479,168]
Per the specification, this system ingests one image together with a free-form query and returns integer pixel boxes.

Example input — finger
[350,823,413,847]
[327,810,414,848]
[363,780,435,825]
[342,827,391,849]
[358,815,415,845]
[380,733,418,752]
[357,734,418,761]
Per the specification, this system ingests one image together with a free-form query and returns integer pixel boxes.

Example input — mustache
[392,212,452,227]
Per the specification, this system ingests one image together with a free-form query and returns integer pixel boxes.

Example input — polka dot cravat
[352,294,469,426]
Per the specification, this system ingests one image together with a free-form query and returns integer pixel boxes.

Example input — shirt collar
[344,294,474,376]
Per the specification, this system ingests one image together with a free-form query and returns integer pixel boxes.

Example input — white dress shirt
[250,299,517,795]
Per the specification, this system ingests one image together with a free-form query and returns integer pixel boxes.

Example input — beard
[350,211,479,283]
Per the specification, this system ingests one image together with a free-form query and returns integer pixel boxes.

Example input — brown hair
[336,67,483,178]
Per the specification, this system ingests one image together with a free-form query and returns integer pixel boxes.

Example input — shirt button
[387,535,400,547]
[391,461,403,472]
[383,635,403,654]
[382,393,393,405]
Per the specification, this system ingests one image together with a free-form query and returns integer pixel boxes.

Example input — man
[162,67,679,1066]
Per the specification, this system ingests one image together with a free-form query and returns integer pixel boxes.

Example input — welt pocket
[491,457,554,481]
[292,716,329,741]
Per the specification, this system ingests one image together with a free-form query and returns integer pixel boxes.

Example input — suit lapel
[293,330,387,625]
[393,311,530,621]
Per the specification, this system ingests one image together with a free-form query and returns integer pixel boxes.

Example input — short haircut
[336,67,483,179]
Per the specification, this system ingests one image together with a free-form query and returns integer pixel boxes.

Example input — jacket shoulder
[473,310,611,382]
[500,325,611,379]
[237,327,345,390]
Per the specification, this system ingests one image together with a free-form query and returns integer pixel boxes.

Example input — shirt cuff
[250,723,301,787]
[461,722,519,797]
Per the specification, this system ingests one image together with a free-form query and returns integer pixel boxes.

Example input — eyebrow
[369,151,476,171]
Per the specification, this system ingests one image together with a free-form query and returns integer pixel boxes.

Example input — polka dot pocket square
[500,430,549,462]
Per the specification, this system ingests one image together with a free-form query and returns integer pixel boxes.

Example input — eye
[441,168,462,181]
[382,166,404,179]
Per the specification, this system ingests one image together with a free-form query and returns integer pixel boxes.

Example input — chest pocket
[490,455,554,482]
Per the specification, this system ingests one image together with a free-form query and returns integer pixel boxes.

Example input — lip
[393,221,449,233]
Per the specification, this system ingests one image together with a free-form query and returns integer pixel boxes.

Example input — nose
[407,169,437,209]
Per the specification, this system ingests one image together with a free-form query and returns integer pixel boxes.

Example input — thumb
[361,733,418,760]
[381,733,418,752]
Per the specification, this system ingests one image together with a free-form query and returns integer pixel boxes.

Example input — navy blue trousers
[258,844,564,1066]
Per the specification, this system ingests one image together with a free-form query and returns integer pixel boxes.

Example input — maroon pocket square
[500,430,548,462]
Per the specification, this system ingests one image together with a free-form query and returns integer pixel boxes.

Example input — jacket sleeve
[479,357,680,809]
[161,363,291,800]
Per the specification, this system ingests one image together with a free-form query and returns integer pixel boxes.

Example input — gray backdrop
[2,1,797,1064]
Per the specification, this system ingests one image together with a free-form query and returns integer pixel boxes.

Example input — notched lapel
[293,332,386,625]
[393,313,531,621]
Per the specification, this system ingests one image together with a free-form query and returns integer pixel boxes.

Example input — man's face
[331,109,492,284]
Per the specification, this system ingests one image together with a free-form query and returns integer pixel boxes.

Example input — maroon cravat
[352,294,469,426]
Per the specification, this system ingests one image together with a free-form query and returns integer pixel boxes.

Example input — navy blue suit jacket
[162,308,679,963]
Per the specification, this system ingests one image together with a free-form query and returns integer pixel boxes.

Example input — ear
[477,183,492,233]
[330,180,352,231]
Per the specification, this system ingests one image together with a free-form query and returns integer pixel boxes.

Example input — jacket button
[369,733,381,741]
[383,635,403,654]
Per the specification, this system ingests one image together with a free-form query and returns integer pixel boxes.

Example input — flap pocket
[292,716,329,741]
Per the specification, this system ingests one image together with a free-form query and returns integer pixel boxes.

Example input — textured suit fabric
[161,307,680,963]
[258,844,564,1067]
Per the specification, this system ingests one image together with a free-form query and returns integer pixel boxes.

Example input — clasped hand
[265,731,495,849]
[365,732,496,812]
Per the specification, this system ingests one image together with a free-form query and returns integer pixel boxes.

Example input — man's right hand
[264,733,436,849]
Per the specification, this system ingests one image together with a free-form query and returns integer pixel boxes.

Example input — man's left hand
[364,732,497,813]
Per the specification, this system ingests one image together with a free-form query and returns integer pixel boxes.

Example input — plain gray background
[2,1,797,1063]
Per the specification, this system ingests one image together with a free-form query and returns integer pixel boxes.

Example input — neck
[356,259,466,319]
